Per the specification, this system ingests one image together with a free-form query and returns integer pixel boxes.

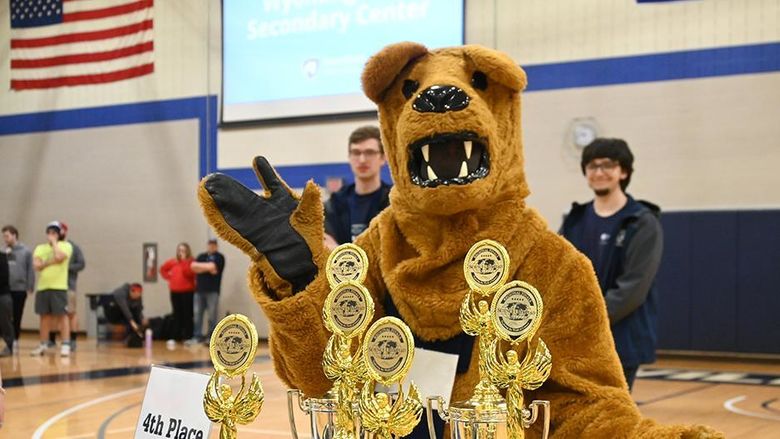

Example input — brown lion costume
[199,42,722,438]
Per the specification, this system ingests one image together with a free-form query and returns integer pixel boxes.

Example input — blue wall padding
[655,214,692,350]
[689,212,738,351]
[655,210,780,354]
[735,211,780,353]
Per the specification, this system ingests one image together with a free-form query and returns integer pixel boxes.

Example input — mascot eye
[402,79,419,99]
[471,71,488,90]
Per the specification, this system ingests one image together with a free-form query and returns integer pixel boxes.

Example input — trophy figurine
[288,243,374,439]
[203,314,264,439]
[358,316,423,439]
[427,240,552,439]
[487,281,552,438]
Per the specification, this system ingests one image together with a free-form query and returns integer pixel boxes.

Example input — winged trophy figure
[359,381,423,439]
[204,371,264,439]
[460,291,494,337]
[323,334,368,384]
[486,338,551,438]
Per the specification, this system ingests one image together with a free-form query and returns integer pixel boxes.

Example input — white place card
[135,365,213,439]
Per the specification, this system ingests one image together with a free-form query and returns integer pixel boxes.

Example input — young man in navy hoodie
[561,138,664,391]
[324,125,391,250]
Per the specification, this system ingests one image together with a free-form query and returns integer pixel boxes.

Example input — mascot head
[362,42,529,216]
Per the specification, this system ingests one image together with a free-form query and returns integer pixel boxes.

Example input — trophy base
[447,400,508,439]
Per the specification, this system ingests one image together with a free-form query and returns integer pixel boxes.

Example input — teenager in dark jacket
[561,138,663,390]
[324,126,391,248]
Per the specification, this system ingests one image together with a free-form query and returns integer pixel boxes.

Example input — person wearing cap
[31,221,74,356]
[187,239,225,345]
[48,222,86,351]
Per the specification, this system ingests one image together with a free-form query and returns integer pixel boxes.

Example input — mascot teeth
[407,133,490,188]
[427,165,438,180]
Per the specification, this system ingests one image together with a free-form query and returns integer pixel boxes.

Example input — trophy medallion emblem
[327,243,368,287]
[491,281,544,344]
[363,317,414,385]
[210,314,258,378]
[323,281,374,340]
[463,239,511,296]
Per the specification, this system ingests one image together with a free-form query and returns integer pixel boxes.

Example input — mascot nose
[413,85,470,113]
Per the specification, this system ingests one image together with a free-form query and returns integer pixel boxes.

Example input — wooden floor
[3,335,779,438]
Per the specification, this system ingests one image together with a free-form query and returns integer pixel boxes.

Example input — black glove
[201,156,317,293]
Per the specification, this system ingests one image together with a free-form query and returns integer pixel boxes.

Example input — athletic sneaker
[184,337,201,346]
[60,343,71,357]
[30,343,48,356]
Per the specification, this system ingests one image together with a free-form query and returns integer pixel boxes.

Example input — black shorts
[35,289,68,315]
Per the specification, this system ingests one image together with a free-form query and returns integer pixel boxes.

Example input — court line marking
[761,398,780,415]
[32,387,144,439]
[62,426,135,439]
[98,402,141,439]
[635,383,715,407]
[724,396,780,422]
[46,369,279,438]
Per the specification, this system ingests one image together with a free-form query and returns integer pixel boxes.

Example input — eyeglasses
[585,161,620,173]
[349,149,382,159]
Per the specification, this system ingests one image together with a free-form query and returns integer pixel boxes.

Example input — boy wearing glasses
[560,138,663,391]
[324,125,391,249]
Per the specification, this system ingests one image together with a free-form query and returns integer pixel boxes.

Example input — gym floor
[3,335,779,438]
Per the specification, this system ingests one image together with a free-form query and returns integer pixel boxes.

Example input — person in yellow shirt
[31,221,73,357]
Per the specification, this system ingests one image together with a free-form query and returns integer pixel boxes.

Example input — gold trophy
[426,240,551,439]
[358,316,423,439]
[288,244,374,439]
[203,314,264,439]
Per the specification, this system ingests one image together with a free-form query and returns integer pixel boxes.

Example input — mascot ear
[362,41,429,103]
[462,45,527,92]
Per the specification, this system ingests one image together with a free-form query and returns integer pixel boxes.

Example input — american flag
[9,0,154,90]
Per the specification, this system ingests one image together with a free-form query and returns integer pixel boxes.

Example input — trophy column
[426,240,552,439]
[288,244,374,439]
[203,314,264,439]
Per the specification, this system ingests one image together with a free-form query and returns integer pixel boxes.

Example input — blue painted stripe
[524,42,780,91]
[219,163,393,190]
[0,95,218,179]
[1,42,777,188]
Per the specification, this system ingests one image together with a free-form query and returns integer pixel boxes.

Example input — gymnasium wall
[1,0,779,346]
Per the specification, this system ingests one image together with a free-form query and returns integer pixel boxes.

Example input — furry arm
[530,239,723,439]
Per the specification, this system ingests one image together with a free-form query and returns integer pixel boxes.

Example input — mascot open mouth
[408,132,490,188]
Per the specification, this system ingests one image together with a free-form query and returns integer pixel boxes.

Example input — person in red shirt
[160,242,195,343]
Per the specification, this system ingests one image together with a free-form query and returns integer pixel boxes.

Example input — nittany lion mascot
[199,42,722,438]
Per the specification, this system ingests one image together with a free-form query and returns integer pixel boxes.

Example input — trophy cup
[426,240,552,439]
[203,314,264,439]
[288,244,375,439]
[358,316,423,439]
